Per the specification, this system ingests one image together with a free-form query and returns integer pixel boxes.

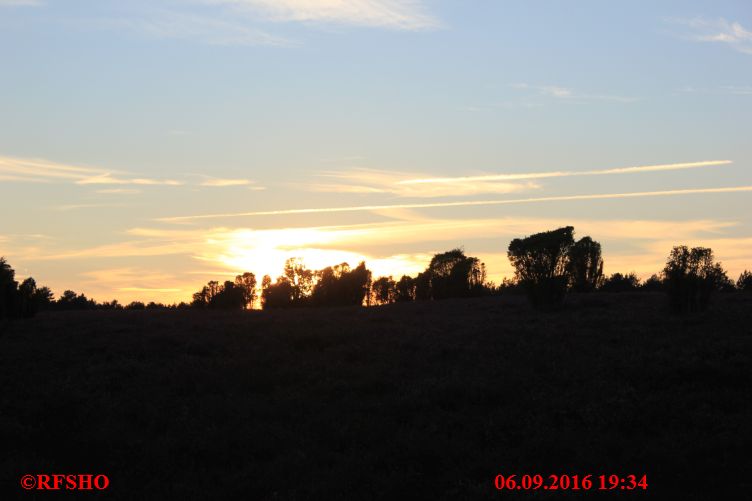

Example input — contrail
[397,160,732,184]
[158,185,752,223]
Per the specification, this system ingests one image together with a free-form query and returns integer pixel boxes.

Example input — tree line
[2,226,751,320]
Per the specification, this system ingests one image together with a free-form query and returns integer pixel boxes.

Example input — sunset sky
[1,0,751,304]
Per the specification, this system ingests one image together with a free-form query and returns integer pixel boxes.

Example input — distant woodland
[2,226,751,320]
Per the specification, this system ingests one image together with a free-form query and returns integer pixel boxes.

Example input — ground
[1,292,751,499]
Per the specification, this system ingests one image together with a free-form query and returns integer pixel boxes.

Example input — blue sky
[1,0,751,303]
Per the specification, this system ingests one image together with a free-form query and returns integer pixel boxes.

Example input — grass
[1,292,751,499]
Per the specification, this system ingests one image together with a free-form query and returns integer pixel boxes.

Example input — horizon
[2,0,751,304]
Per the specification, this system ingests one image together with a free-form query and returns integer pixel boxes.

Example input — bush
[600,272,640,292]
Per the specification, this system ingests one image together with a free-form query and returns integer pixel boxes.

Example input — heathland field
[2,293,751,499]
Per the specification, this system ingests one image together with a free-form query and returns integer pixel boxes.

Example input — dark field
[1,293,751,499]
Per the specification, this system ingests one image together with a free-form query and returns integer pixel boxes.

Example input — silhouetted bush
[738,270,752,292]
[507,226,575,309]
[567,236,604,292]
[600,272,641,292]
[662,246,728,313]
[641,274,664,292]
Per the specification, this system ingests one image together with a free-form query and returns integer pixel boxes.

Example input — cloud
[198,177,264,188]
[309,168,538,198]
[511,83,638,103]
[671,17,752,55]
[0,155,182,186]
[158,185,752,223]
[53,203,127,211]
[207,0,440,30]
[96,10,294,47]
[398,160,732,185]
[95,188,142,194]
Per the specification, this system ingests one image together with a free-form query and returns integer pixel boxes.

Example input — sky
[1,0,751,304]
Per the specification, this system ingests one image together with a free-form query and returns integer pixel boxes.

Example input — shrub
[600,272,640,292]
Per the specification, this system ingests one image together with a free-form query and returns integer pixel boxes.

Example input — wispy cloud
[671,17,752,55]
[398,160,732,185]
[198,177,265,188]
[95,188,142,195]
[158,185,752,222]
[208,0,440,30]
[310,168,538,198]
[94,10,294,47]
[0,155,182,186]
[511,83,638,103]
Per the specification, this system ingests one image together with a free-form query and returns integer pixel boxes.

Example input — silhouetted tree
[56,290,96,310]
[284,258,313,303]
[738,270,752,292]
[210,281,246,310]
[372,276,397,305]
[234,272,258,309]
[427,248,488,299]
[414,271,431,301]
[191,286,210,308]
[567,236,604,292]
[0,257,18,319]
[507,226,575,309]
[312,262,372,307]
[126,301,146,310]
[662,246,727,313]
[261,274,296,309]
[395,275,416,302]
[600,272,640,292]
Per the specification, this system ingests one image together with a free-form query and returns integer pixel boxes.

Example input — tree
[662,246,727,313]
[311,261,372,307]
[17,277,39,318]
[507,226,575,309]
[0,257,18,319]
[738,270,752,292]
[261,275,296,309]
[427,249,488,299]
[414,271,431,301]
[234,272,258,309]
[372,276,397,305]
[210,281,246,310]
[567,236,604,292]
[191,286,210,308]
[395,275,416,302]
[283,258,313,303]
[600,272,640,292]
